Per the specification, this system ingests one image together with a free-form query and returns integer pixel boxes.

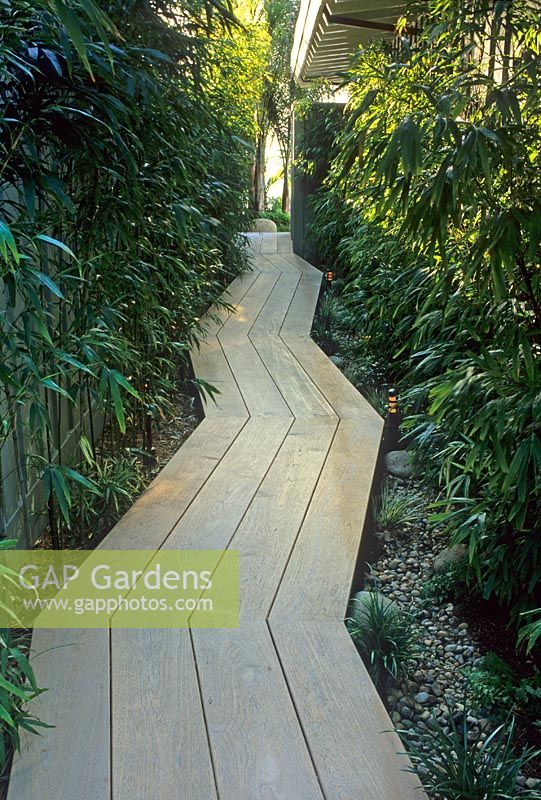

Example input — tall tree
[262,0,299,211]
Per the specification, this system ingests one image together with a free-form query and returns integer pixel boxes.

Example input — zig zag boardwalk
[8,233,425,800]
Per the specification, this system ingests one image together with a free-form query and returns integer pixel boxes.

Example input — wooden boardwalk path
[8,234,423,800]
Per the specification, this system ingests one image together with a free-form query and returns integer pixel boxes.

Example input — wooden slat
[162,417,292,551]
[282,334,383,421]
[190,339,248,417]
[270,419,382,620]
[217,269,292,418]
[199,269,260,339]
[111,629,216,800]
[8,629,110,800]
[269,621,423,800]
[192,623,324,800]
[103,416,247,550]
[251,335,336,418]
[277,233,294,254]
[250,271,301,335]
[280,270,322,336]
[228,417,337,619]
[259,232,278,253]
[220,269,279,336]
[218,335,292,418]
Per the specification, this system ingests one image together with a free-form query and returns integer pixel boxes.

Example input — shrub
[312,293,341,351]
[259,208,290,231]
[421,561,469,605]
[373,482,425,533]
[467,653,518,713]
[0,0,254,547]
[405,710,541,800]
[0,629,50,773]
[467,653,541,726]
[61,442,148,546]
[518,610,541,655]
[346,592,420,689]
[307,0,541,635]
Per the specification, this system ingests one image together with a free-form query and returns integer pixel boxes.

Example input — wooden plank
[219,338,292,417]
[228,417,337,618]
[7,629,110,800]
[277,233,293,254]
[270,419,382,620]
[281,252,322,280]
[104,417,247,550]
[199,269,260,339]
[250,270,301,335]
[244,232,262,254]
[280,271,322,336]
[192,623,324,800]
[220,269,280,338]
[259,232,278,254]
[251,335,336,418]
[269,620,423,800]
[282,334,383,422]
[163,417,292,551]
[218,270,293,417]
[190,339,248,417]
[111,629,216,800]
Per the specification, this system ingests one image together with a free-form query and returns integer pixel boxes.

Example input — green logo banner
[0,550,239,629]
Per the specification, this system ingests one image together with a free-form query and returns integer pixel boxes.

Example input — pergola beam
[327,14,416,35]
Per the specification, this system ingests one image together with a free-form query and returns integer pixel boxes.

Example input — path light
[388,386,399,415]
[386,386,400,450]
[325,269,334,290]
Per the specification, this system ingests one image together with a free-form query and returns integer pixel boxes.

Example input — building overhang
[291,0,409,85]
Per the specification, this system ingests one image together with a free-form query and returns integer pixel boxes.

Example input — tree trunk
[281,115,292,213]
[281,153,290,213]
[254,134,266,212]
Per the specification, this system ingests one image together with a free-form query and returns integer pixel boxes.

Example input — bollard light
[388,387,399,415]
[325,269,334,289]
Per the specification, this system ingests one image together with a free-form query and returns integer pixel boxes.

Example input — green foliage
[405,710,541,800]
[467,653,518,712]
[467,653,541,726]
[0,0,255,547]
[258,208,290,231]
[421,561,469,605]
[309,0,541,631]
[518,610,541,655]
[346,592,420,689]
[373,482,425,532]
[312,292,339,351]
[0,629,51,772]
[62,440,148,545]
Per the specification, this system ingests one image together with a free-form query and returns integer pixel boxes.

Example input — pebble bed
[363,473,541,794]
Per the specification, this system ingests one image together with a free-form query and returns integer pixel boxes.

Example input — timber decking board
[270,419,383,621]
[7,629,110,800]
[270,620,422,800]
[192,623,325,800]
[111,628,217,800]
[229,417,337,619]
[8,233,424,800]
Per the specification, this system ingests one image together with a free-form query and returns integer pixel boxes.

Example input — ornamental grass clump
[405,710,541,800]
[347,591,420,690]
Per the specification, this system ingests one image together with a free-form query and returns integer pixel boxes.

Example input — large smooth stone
[433,544,467,574]
[384,450,413,479]
[349,591,399,626]
[253,218,277,232]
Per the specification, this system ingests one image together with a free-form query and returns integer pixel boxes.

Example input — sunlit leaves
[311,0,541,635]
